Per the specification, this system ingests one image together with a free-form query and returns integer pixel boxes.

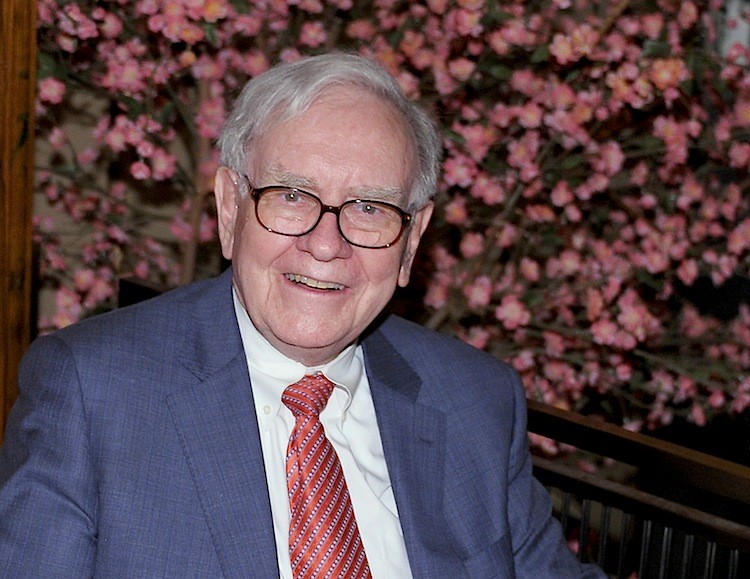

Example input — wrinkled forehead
[247,85,420,200]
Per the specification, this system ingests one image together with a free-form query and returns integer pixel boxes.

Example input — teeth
[285,273,344,290]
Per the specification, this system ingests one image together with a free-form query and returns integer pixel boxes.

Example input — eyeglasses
[242,178,412,249]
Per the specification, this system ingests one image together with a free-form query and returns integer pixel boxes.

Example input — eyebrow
[265,166,404,204]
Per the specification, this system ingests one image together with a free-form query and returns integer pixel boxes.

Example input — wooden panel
[0,1,37,444]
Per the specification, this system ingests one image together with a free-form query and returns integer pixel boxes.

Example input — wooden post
[1,1,37,444]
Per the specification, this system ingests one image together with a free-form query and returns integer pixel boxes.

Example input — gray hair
[217,52,442,211]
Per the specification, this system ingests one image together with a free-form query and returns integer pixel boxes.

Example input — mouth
[285,273,345,291]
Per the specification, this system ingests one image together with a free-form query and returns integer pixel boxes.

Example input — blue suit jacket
[0,270,603,577]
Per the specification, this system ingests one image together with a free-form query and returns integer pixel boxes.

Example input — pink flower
[653,116,689,165]
[487,30,509,55]
[500,20,537,46]
[586,289,604,321]
[39,78,66,104]
[593,141,625,176]
[550,24,597,65]
[199,213,217,242]
[83,278,114,309]
[442,154,476,187]
[134,260,150,279]
[734,99,750,127]
[517,102,543,129]
[470,174,505,205]
[100,13,123,38]
[151,149,177,181]
[463,275,492,309]
[729,142,750,168]
[494,295,531,330]
[678,1,699,29]
[689,403,706,427]
[169,215,193,242]
[616,297,655,342]
[649,58,689,91]
[519,258,540,282]
[54,286,83,319]
[728,219,750,254]
[459,232,485,258]
[101,59,147,94]
[629,161,649,186]
[424,276,449,309]
[642,13,664,39]
[448,57,476,82]
[551,181,573,207]
[56,33,77,53]
[49,127,67,150]
[676,259,699,285]
[130,161,151,180]
[461,326,491,350]
[199,0,230,22]
[546,249,581,278]
[708,390,726,409]
[496,224,518,248]
[510,70,544,96]
[550,33,575,65]
[458,123,497,162]
[346,20,377,41]
[74,269,96,292]
[525,204,555,223]
[443,196,469,225]
[196,97,225,139]
[299,21,327,47]
[77,148,98,166]
[507,131,540,178]
[591,319,618,345]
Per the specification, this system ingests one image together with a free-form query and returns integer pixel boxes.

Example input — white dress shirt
[232,290,412,578]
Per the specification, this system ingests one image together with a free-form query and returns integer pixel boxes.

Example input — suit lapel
[166,271,278,578]
[362,323,457,562]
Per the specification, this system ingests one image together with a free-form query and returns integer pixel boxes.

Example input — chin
[274,325,347,350]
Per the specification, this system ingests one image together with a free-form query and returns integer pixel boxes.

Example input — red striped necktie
[282,374,371,579]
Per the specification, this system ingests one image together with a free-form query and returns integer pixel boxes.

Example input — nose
[295,211,353,261]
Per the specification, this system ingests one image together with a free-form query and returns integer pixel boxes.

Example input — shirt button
[263,405,271,414]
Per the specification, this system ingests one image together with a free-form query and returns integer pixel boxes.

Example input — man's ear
[214,166,240,261]
[398,201,434,288]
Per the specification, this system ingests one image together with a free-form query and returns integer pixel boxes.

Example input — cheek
[359,253,404,303]
[232,222,282,289]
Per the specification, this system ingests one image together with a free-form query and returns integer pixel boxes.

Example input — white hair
[217,52,442,211]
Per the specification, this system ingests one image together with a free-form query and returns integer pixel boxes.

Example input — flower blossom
[649,58,690,92]
[38,78,66,104]
[494,295,531,330]
[463,275,492,309]
[459,232,485,258]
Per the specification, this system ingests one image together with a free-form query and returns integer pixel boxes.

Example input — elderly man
[0,53,603,578]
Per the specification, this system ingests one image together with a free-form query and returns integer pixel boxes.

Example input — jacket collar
[362,321,455,560]
[168,269,279,577]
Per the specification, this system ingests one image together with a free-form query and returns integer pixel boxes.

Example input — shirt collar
[232,288,363,419]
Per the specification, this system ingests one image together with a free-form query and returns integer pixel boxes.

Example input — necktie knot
[282,373,335,418]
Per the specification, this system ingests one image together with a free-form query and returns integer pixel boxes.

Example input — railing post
[1,1,38,444]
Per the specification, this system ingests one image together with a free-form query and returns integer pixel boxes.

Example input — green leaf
[37,52,60,79]
[530,45,550,63]
[204,23,219,47]
[642,40,671,58]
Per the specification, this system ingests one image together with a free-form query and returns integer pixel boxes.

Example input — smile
[285,273,344,290]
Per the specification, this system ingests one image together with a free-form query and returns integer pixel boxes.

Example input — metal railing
[528,400,750,578]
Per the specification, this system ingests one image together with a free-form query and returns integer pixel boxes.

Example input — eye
[359,203,381,215]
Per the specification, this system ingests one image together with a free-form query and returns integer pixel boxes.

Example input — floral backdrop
[34,0,750,436]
